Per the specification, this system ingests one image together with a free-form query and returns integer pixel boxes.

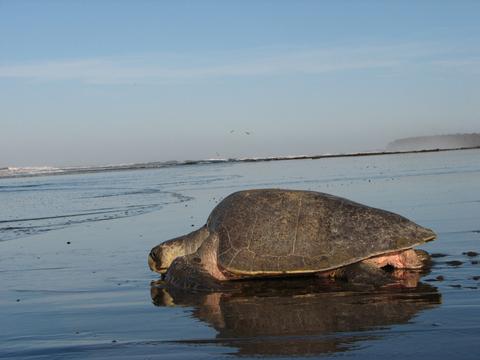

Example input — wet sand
[1,149,480,359]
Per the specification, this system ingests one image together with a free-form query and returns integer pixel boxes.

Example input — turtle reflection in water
[151,278,441,357]
[148,189,436,290]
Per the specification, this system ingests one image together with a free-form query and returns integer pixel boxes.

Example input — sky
[0,0,479,167]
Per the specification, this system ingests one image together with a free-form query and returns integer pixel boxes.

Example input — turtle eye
[150,250,159,261]
[193,257,201,263]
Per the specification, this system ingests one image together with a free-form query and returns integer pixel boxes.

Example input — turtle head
[148,227,211,275]
[148,242,185,274]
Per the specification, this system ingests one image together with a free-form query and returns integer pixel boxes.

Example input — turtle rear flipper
[333,262,393,288]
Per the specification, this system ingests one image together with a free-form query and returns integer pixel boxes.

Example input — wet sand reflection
[151,276,441,356]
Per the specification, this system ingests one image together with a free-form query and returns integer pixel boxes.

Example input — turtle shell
[206,189,435,275]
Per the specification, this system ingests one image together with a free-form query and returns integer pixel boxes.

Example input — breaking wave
[2,146,477,179]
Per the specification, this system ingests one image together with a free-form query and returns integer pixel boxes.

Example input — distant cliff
[387,133,480,151]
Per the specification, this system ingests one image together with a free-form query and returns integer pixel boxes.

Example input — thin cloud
[432,58,480,74]
[0,44,455,84]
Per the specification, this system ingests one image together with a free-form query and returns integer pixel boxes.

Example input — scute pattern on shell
[206,189,435,275]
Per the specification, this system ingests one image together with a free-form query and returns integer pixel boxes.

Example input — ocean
[1,149,479,359]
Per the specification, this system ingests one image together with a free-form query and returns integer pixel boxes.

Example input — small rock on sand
[431,253,448,258]
[425,275,445,282]
[446,260,463,266]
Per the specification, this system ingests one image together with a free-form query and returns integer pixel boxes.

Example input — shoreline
[2,145,479,180]
[2,142,479,359]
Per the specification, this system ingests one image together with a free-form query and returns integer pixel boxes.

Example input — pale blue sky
[1,0,479,166]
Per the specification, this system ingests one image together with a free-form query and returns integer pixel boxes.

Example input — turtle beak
[148,251,168,274]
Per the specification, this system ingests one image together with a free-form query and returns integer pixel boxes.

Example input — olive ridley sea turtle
[148,189,436,290]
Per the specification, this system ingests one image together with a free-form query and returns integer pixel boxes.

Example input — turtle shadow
[150,276,441,357]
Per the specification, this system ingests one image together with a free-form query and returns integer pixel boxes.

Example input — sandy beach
[1,149,480,359]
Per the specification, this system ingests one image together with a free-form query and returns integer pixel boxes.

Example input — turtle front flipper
[165,254,224,291]
[165,234,232,291]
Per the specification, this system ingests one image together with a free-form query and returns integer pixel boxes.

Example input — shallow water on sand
[1,149,480,359]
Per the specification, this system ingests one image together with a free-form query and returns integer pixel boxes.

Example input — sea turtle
[148,189,436,290]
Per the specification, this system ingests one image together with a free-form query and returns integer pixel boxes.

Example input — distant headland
[387,133,480,151]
